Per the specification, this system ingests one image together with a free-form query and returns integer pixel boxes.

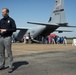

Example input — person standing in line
[52,37,55,44]
[48,36,51,44]
[61,36,64,44]
[0,8,16,73]
[23,36,26,43]
[63,36,67,45]
[26,35,29,43]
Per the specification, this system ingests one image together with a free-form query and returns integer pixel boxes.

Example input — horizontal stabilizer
[60,25,76,28]
[55,30,72,33]
[58,23,76,28]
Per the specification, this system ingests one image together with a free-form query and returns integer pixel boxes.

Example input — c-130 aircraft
[15,0,76,42]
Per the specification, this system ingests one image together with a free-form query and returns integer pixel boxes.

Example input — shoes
[8,66,14,73]
[0,65,14,73]
[0,66,5,70]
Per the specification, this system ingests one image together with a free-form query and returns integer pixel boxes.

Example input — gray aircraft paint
[49,0,66,24]
[25,26,46,38]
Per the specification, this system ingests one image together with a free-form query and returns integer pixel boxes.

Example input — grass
[67,39,73,44]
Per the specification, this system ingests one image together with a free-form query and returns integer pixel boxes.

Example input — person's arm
[0,20,1,34]
[6,19,16,32]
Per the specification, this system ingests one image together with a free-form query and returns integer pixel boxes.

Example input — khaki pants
[0,36,13,68]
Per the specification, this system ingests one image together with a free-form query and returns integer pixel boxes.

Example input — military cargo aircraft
[15,0,76,42]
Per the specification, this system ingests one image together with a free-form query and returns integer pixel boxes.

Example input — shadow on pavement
[13,61,29,72]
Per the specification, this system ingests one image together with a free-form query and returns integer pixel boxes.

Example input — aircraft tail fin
[49,0,66,24]
[27,0,76,28]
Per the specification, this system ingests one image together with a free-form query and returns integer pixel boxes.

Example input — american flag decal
[56,0,61,7]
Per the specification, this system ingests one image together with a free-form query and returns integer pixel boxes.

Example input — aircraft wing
[55,30,72,33]
[27,22,76,28]
[27,22,59,26]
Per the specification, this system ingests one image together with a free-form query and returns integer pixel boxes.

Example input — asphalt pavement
[0,49,76,75]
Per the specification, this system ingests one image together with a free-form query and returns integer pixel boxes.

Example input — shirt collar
[3,16,9,20]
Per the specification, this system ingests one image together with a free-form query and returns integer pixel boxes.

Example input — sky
[0,0,76,37]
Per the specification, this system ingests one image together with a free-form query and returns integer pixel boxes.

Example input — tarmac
[0,43,76,75]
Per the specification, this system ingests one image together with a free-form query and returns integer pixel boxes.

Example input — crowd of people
[21,34,67,45]
[11,30,69,45]
[41,36,67,45]
[11,32,76,46]
[11,33,68,45]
